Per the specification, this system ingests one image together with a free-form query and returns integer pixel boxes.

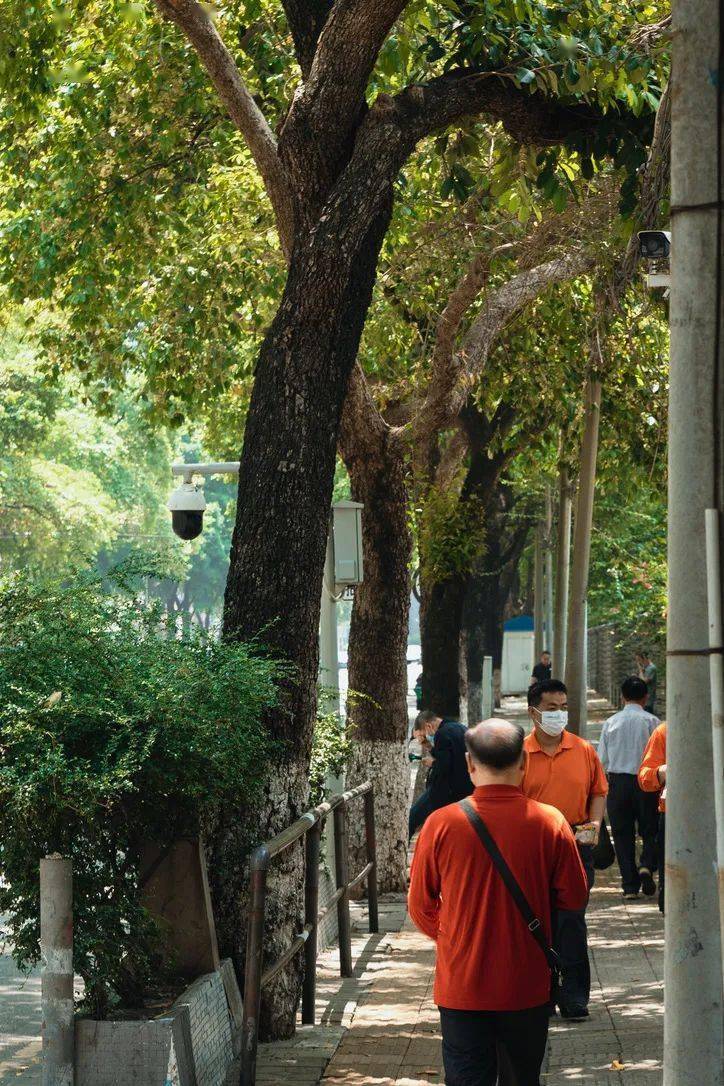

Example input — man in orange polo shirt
[522,679,608,1021]
[409,718,588,1086]
[638,722,667,913]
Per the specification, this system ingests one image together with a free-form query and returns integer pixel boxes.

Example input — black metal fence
[241,781,378,1085]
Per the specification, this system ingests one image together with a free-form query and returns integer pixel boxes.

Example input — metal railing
[241,781,378,1085]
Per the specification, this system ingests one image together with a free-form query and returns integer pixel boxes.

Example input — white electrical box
[332,501,364,586]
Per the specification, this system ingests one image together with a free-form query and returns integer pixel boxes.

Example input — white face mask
[538,709,568,736]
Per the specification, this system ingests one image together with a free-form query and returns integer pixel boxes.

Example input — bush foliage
[0,559,280,1017]
[309,693,354,808]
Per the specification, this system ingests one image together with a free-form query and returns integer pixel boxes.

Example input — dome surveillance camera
[168,481,206,540]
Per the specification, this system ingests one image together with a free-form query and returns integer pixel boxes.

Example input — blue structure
[503,614,534,633]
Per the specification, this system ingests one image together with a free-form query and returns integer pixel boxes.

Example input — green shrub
[308,692,354,807]
[0,559,280,1017]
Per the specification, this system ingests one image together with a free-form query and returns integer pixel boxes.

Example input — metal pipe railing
[241,782,378,1086]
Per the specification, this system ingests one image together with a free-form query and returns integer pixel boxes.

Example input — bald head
[465,719,525,771]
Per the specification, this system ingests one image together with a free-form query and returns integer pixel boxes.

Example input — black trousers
[658,812,666,913]
[408,790,435,839]
[607,773,660,893]
[439,1004,549,1086]
[553,844,594,1011]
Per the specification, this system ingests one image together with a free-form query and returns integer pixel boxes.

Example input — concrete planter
[74,959,242,1086]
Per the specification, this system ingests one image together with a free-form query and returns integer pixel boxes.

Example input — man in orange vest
[638,722,667,912]
[522,679,608,1021]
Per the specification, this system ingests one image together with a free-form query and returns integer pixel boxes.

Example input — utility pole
[565,376,601,734]
[665,0,724,1074]
[533,521,544,660]
[554,465,572,680]
[544,486,555,654]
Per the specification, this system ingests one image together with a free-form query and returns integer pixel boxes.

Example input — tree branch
[384,69,602,150]
[281,0,333,76]
[280,0,408,211]
[339,363,391,461]
[414,249,593,450]
[431,243,517,385]
[153,0,294,254]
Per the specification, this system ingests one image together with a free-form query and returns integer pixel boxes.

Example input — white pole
[533,522,544,660]
[665,0,724,1070]
[545,486,555,653]
[319,525,340,713]
[705,508,724,976]
[565,377,601,735]
[554,465,572,680]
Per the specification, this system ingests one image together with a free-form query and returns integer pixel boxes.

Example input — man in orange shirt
[409,718,588,1086]
[522,680,608,1021]
[638,722,667,912]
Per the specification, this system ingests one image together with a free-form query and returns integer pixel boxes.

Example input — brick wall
[74,960,241,1086]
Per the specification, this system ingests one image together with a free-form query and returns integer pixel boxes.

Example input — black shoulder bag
[459,798,561,980]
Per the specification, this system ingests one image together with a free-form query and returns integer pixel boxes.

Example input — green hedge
[0,560,280,1017]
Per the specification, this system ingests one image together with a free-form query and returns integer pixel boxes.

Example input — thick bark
[419,572,467,718]
[339,382,411,892]
[211,200,392,1037]
[462,503,529,721]
[565,376,602,734]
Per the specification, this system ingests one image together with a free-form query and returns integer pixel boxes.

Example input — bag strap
[459,798,560,971]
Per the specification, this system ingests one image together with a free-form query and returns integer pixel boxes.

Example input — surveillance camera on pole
[167,462,240,540]
[638,230,671,290]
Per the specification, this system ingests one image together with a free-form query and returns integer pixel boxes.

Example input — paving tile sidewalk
[0,925,42,1084]
[316,863,663,1086]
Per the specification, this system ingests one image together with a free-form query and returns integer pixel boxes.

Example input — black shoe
[559,1004,589,1021]
[640,869,656,897]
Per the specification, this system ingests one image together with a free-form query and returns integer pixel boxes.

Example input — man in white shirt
[598,677,659,899]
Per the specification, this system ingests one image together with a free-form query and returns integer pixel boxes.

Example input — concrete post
[665,0,724,1073]
[40,855,73,1086]
[553,465,572,680]
[544,486,554,653]
[565,377,601,735]
[533,521,544,660]
[704,508,724,974]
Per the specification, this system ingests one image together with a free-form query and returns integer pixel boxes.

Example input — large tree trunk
[340,405,412,893]
[462,512,528,721]
[212,200,392,1038]
[463,570,497,723]
[419,573,466,718]
[565,376,602,734]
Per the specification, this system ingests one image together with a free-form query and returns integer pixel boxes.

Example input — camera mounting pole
[171,462,241,484]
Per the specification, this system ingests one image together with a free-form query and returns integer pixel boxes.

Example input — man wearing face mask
[522,680,608,1022]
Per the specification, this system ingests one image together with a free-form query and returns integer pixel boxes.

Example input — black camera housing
[171,509,204,540]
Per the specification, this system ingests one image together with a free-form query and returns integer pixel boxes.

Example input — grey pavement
[0,922,41,1084]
